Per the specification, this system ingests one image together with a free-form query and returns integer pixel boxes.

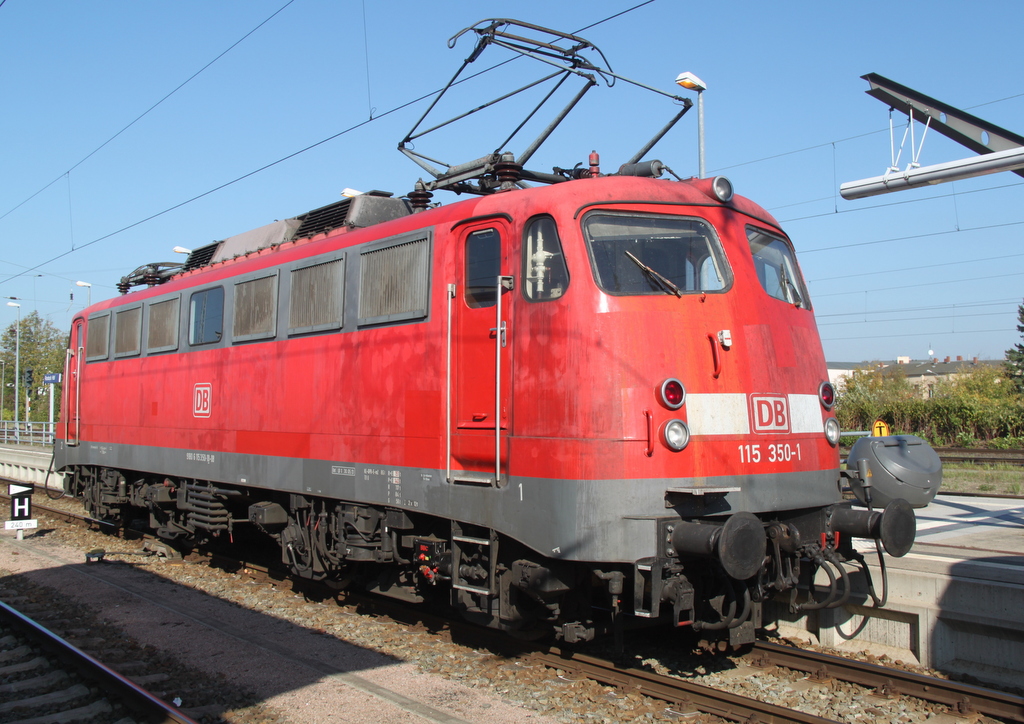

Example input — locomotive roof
[107,174,783,307]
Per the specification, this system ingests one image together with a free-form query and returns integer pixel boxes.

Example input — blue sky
[2,0,1022,364]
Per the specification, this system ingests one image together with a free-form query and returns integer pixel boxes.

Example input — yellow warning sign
[872,419,891,437]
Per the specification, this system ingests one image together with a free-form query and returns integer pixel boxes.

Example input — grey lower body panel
[55,440,842,564]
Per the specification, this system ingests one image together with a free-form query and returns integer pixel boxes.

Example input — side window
[85,313,110,361]
[465,228,501,308]
[523,216,569,301]
[147,297,180,353]
[233,274,278,342]
[189,287,224,346]
[746,227,811,309]
[114,306,142,358]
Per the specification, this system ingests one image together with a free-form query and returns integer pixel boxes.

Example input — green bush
[835,363,1024,446]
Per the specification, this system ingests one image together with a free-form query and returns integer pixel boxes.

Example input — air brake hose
[44,448,66,500]
[692,583,738,631]
[856,457,889,607]
[794,550,838,612]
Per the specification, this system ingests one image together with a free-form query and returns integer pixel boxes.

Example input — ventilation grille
[233,275,278,340]
[290,258,345,333]
[358,237,430,325]
[86,315,110,360]
[183,242,220,272]
[294,199,353,240]
[114,307,142,357]
[147,297,180,351]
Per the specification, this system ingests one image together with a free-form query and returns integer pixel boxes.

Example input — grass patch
[941,462,1024,496]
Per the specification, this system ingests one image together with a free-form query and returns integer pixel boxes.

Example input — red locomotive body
[55,18,928,643]
[55,173,914,642]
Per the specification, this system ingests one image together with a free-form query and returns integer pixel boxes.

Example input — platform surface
[905,493,1024,576]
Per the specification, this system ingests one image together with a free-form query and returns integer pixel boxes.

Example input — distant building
[827,357,1004,399]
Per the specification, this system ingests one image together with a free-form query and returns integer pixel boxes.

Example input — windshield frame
[581,211,733,297]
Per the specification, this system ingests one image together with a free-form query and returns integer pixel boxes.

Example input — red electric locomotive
[55,20,937,644]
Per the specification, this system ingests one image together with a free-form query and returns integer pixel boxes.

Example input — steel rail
[935,447,1024,466]
[751,641,1024,723]
[526,647,840,724]
[0,599,202,724]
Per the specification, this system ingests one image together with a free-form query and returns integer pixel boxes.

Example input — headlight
[825,418,840,446]
[662,419,690,451]
[712,176,734,202]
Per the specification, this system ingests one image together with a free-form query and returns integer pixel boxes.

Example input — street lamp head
[75,281,92,288]
[172,246,192,255]
[6,302,20,309]
[675,72,707,92]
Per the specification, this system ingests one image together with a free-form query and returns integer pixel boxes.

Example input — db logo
[193,383,212,418]
[750,394,789,433]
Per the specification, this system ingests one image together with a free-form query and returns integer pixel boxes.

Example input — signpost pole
[44,373,61,445]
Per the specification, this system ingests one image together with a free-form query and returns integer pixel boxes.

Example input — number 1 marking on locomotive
[519,483,523,501]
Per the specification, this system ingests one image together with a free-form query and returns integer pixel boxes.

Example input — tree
[834,364,919,433]
[1005,299,1024,395]
[934,362,1019,402]
[1,311,68,423]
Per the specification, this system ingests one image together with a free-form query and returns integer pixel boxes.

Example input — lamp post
[76,281,92,308]
[7,302,19,441]
[675,72,707,178]
[1,359,5,440]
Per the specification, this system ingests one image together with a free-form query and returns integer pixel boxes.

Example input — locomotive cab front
[500,173,921,644]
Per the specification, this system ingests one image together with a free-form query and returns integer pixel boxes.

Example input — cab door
[450,219,515,484]
[63,317,84,446]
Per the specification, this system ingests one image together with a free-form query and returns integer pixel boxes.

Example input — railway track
[213,541,1024,724]
[514,639,1024,724]
[747,641,1024,723]
[0,598,200,724]
[838,446,1024,467]
[11,489,1024,724]
[934,447,1024,466]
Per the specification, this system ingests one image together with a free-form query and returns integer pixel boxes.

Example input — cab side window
[465,228,502,308]
[746,227,811,309]
[189,287,224,345]
[523,216,569,301]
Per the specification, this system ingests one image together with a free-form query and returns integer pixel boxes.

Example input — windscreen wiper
[625,251,682,297]
[779,265,803,307]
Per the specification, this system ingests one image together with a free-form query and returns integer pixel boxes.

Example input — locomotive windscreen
[583,213,730,296]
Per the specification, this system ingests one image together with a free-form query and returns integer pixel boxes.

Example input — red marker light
[819,381,836,410]
[660,379,686,410]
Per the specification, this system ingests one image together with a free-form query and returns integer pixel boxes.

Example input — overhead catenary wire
[776,178,1024,223]
[818,310,1013,327]
[798,219,1024,254]
[0,1,660,288]
[808,251,1024,284]
[816,297,1020,320]
[0,2,1018,352]
[821,327,1012,342]
[812,270,1024,298]
[0,0,299,224]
